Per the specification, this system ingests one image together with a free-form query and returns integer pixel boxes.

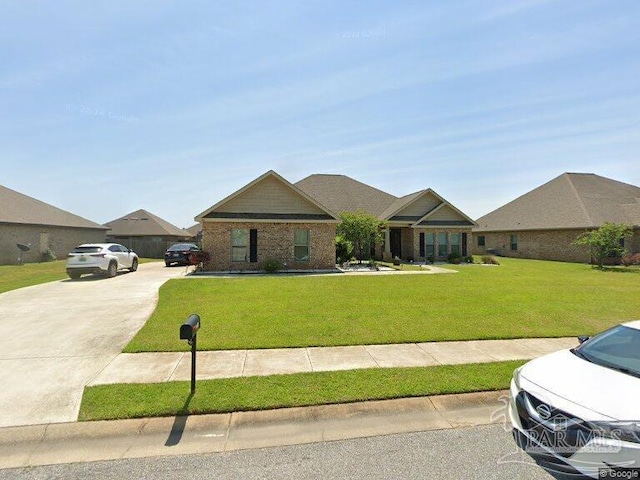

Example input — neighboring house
[473,173,640,263]
[105,209,193,258]
[0,184,107,265]
[195,170,476,271]
[186,223,203,244]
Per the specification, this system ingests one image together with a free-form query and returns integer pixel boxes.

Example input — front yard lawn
[0,258,161,294]
[0,260,68,294]
[79,360,523,421]
[125,258,640,352]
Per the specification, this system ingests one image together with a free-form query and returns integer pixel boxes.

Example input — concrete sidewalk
[0,390,512,470]
[89,337,578,386]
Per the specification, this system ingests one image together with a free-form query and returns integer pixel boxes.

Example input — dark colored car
[164,243,200,266]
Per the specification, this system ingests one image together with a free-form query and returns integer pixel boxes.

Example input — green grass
[0,260,68,294]
[0,258,161,294]
[125,258,640,352]
[79,360,523,421]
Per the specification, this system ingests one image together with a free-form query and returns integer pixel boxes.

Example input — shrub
[40,248,57,262]
[426,256,435,264]
[464,256,474,264]
[447,252,462,264]
[481,255,500,265]
[622,253,640,266]
[263,258,283,273]
[188,251,210,265]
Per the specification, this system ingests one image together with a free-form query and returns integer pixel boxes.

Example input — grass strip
[79,360,523,421]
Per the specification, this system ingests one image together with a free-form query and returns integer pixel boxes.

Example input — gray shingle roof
[474,173,640,232]
[186,223,202,235]
[0,184,108,229]
[295,174,397,217]
[105,209,192,237]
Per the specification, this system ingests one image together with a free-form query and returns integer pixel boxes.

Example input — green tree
[337,211,386,262]
[573,222,633,268]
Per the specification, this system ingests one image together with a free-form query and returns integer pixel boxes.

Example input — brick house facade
[196,171,340,271]
[473,173,640,263]
[196,170,476,271]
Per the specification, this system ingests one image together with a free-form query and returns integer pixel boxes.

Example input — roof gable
[295,174,397,217]
[0,184,107,230]
[105,209,192,237]
[383,189,476,227]
[475,173,640,232]
[197,170,340,222]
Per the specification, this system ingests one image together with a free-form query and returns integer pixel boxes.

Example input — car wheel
[107,262,117,278]
[165,261,171,267]
[68,271,81,280]
[129,258,138,272]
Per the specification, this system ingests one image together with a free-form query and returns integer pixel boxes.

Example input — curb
[0,390,510,470]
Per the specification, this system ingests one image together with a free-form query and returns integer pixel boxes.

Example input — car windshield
[168,244,196,251]
[573,325,640,378]
[72,246,102,254]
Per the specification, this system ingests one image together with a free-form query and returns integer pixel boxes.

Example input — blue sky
[2,0,639,229]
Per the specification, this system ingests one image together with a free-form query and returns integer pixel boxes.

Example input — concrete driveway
[0,262,187,428]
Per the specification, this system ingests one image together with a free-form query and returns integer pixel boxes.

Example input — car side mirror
[577,335,590,344]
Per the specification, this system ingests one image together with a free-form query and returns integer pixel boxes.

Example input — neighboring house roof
[475,173,640,232]
[186,223,202,236]
[106,209,193,237]
[196,170,340,222]
[295,174,397,217]
[0,184,108,230]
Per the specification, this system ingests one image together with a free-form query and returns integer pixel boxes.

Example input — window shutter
[249,229,258,263]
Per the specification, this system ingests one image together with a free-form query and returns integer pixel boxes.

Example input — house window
[438,232,448,257]
[425,233,435,257]
[231,229,248,262]
[477,235,485,247]
[510,234,518,251]
[294,229,310,262]
[450,233,461,255]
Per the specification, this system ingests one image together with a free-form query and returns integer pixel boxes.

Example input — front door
[390,228,402,259]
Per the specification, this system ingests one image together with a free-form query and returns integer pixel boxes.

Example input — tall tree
[337,211,386,262]
[573,222,633,268]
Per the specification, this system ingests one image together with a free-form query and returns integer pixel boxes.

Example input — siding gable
[393,192,441,218]
[196,170,340,222]
[218,175,326,215]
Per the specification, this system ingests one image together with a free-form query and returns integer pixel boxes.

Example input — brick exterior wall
[0,224,107,265]
[472,229,591,262]
[202,222,337,271]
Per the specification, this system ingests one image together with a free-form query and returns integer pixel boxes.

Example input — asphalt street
[0,424,565,480]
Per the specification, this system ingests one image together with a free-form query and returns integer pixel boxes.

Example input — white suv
[66,243,139,279]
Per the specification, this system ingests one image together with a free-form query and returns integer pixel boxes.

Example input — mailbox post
[180,314,200,394]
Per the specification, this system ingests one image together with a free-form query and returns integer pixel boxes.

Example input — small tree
[572,222,633,268]
[337,210,386,262]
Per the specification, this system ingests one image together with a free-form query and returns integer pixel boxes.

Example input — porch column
[384,227,391,260]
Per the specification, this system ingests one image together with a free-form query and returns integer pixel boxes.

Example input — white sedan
[509,320,640,478]
[66,243,139,279]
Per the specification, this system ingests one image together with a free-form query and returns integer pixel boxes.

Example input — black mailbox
[180,314,200,340]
